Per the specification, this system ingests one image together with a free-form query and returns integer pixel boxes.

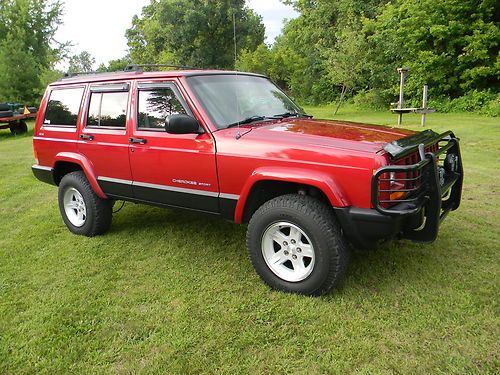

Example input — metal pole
[421,84,428,127]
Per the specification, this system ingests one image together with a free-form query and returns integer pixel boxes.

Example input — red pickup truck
[32,68,463,295]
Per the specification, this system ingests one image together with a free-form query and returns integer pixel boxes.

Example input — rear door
[78,82,133,198]
[128,80,219,212]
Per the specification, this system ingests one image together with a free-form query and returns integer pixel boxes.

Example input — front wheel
[246,194,349,296]
[58,171,112,236]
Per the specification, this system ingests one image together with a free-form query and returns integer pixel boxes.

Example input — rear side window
[43,87,84,126]
[138,87,187,130]
[87,92,128,128]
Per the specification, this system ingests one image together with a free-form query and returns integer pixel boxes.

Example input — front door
[128,81,219,213]
[78,82,133,198]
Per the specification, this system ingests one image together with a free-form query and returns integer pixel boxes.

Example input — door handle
[80,134,94,140]
[129,137,147,144]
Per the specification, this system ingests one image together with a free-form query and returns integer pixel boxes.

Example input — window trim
[90,83,130,93]
[136,82,193,131]
[85,90,129,130]
[42,85,85,128]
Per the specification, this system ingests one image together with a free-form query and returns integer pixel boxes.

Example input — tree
[0,0,65,103]
[67,51,96,73]
[97,57,132,72]
[272,0,498,106]
[126,0,265,69]
[269,0,387,104]
[362,0,499,102]
[236,44,273,76]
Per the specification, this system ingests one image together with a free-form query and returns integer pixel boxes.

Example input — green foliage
[67,51,96,73]
[432,90,500,116]
[361,0,499,104]
[247,0,499,109]
[253,0,387,104]
[39,67,63,87]
[126,0,265,69]
[351,89,389,110]
[0,0,65,104]
[236,44,273,76]
[97,57,132,72]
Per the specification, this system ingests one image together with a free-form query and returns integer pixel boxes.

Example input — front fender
[54,152,107,199]
[234,166,350,223]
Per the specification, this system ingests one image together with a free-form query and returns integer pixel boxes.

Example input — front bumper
[336,131,463,248]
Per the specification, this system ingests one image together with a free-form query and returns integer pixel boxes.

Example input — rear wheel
[9,120,27,134]
[247,194,349,296]
[58,171,112,236]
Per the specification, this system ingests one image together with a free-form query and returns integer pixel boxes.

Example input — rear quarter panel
[33,84,87,168]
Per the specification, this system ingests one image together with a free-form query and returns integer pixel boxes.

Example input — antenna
[233,13,237,67]
[233,12,241,140]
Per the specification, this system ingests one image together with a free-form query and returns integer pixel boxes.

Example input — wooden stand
[390,68,435,126]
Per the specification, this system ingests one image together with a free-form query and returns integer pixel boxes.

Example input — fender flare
[233,166,350,223]
[53,152,107,199]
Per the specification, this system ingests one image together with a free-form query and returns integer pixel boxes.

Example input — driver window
[138,88,187,130]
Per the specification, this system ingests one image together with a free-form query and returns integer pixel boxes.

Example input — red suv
[32,67,463,295]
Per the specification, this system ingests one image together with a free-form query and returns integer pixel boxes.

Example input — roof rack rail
[124,64,204,72]
[62,70,102,78]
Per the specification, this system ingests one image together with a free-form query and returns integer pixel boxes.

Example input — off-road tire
[58,171,112,236]
[247,194,349,296]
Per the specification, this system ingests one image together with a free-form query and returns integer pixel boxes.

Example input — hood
[245,118,416,154]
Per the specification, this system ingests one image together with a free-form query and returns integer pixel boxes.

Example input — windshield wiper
[225,115,278,129]
[272,111,312,119]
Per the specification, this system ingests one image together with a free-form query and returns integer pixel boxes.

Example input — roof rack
[62,70,103,78]
[60,64,206,81]
[124,64,204,72]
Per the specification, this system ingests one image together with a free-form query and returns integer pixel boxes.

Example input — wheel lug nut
[292,255,297,259]
[297,248,301,252]
[291,239,296,244]
[284,250,289,255]
[283,241,288,246]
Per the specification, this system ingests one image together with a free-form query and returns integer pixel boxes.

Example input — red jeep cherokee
[32,68,463,295]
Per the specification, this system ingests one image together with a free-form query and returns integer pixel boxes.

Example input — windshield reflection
[186,74,307,129]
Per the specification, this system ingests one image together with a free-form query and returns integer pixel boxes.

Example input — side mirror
[165,114,202,134]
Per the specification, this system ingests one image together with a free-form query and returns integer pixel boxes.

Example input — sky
[54,0,298,69]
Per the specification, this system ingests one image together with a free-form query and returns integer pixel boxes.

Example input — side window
[43,87,84,126]
[138,87,187,130]
[86,92,128,128]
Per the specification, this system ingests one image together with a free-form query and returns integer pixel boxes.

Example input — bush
[351,89,389,110]
[431,91,499,116]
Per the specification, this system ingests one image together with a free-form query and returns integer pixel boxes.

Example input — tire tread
[58,171,112,236]
[247,194,348,296]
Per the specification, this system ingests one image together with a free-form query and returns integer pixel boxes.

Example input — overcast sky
[55,0,298,69]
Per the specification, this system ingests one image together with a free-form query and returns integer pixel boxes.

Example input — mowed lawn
[0,108,498,374]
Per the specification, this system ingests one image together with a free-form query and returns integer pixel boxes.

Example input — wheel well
[242,180,330,223]
[53,161,83,185]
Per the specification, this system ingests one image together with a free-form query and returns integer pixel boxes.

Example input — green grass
[0,109,499,374]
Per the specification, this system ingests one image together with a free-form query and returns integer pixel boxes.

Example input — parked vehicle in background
[0,103,37,134]
[31,67,463,295]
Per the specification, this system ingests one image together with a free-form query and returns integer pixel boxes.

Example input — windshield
[185,74,307,129]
